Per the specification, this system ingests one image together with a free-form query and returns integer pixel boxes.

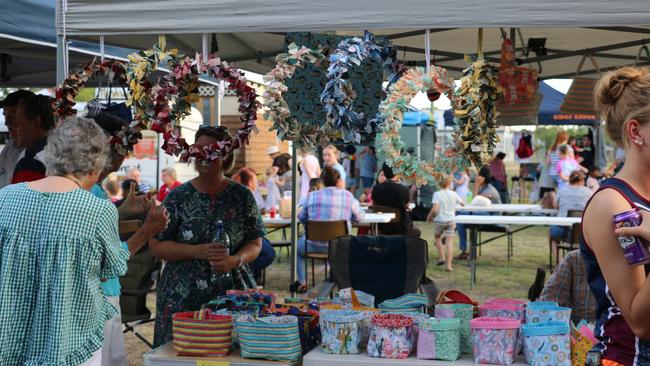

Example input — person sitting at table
[539,250,597,323]
[157,167,182,202]
[0,117,135,365]
[232,166,276,282]
[296,166,362,293]
[456,166,502,260]
[371,163,420,237]
[150,125,265,347]
[549,171,592,258]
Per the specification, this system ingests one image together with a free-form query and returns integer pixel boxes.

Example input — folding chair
[549,210,583,269]
[325,235,429,306]
[305,220,348,286]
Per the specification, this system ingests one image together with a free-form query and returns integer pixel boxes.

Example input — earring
[637,139,644,146]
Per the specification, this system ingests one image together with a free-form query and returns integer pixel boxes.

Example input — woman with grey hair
[157,167,181,202]
[0,117,128,366]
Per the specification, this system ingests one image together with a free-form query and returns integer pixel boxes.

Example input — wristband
[234,254,244,268]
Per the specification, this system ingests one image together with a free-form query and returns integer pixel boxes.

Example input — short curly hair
[43,117,109,177]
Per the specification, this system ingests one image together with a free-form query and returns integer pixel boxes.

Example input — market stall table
[303,347,529,365]
[455,215,582,288]
[456,204,557,215]
[144,343,300,366]
[263,212,396,234]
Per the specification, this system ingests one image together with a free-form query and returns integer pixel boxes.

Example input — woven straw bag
[172,310,233,357]
[235,315,302,362]
[560,54,601,115]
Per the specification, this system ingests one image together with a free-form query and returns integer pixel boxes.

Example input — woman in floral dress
[151,126,266,347]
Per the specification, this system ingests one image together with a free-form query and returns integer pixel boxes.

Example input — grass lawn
[126,221,551,365]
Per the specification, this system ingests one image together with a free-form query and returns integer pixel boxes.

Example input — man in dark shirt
[579,135,595,170]
[267,146,292,176]
[371,163,420,237]
[11,95,55,184]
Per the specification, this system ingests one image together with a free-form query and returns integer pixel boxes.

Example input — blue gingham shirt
[298,187,362,247]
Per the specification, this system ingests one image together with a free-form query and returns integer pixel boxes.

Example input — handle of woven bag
[634,45,650,66]
[350,288,362,308]
[575,53,601,76]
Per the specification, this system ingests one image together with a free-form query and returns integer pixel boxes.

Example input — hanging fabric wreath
[452,58,503,166]
[52,59,141,154]
[263,43,334,147]
[320,30,395,143]
[159,55,260,163]
[378,66,465,186]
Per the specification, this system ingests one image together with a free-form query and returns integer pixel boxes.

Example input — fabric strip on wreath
[284,32,393,144]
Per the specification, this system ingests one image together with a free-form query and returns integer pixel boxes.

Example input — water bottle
[466,191,473,204]
[210,220,232,286]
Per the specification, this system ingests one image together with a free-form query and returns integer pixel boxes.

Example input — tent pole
[56,34,66,84]
[289,143,299,296]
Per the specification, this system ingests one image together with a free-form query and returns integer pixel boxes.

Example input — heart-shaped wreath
[263,43,336,147]
[320,31,396,143]
[378,66,468,186]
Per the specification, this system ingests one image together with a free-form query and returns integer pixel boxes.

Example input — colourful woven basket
[172,310,233,357]
[470,317,521,365]
[417,318,461,361]
[434,303,473,354]
[235,315,302,362]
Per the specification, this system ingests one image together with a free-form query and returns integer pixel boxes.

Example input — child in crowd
[556,144,582,190]
[264,166,282,211]
[453,166,471,204]
[427,175,464,272]
[586,166,603,193]
[322,145,346,188]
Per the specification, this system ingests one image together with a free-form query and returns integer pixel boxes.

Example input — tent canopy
[57,1,650,77]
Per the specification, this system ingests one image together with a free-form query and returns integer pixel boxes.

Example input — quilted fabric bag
[319,310,366,354]
[367,314,415,359]
[235,315,302,362]
[525,302,571,324]
[434,303,473,354]
[470,317,521,365]
[378,293,428,313]
[416,318,461,361]
[522,321,571,366]
[172,310,233,357]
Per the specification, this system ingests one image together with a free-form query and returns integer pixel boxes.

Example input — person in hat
[267,145,291,176]
[0,89,35,188]
[11,94,55,184]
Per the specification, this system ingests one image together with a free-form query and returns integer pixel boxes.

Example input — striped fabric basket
[172,310,233,357]
[235,315,302,362]
[378,293,428,313]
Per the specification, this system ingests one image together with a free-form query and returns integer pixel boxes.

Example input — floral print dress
[153,181,266,347]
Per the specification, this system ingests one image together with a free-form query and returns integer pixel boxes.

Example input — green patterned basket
[434,303,473,354]
[235,315,302,362]
[416,318,461,361]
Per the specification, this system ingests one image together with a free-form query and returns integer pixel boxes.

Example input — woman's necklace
[61,175,82,188]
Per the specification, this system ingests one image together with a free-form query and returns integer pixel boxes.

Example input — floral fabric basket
[319,310,366,354]
[481,301,526,354]
[416,318,461,361]
[470,317,521,365]
[235,315,302,362]
[172,310,233,357]
[320,304,377,346]
[522,321,571,366]
[525,303,571,324]
[434,303,473,354]
[367,314,415,359]
[381,311,429,350]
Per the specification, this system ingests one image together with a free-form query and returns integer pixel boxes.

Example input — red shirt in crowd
[157,181,182,202]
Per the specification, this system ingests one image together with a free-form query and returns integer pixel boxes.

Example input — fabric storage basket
[522,322,571,366]
[381,311,429,351]
[485,298,527,307]
[235,315,302,362]
[320,304,377,346]
[416,318,461,361]
[434,303,473,354]
[379,293,429,313]
[172,310,233,357]
[525,303,571,324]
[481,301,526,354]
[319,310,366,354]
[367,313,415,359]
[470,317,521,365]
[264,305,320,354]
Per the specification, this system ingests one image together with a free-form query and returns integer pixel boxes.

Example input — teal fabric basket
[522,322,571,366]
[416,318,461,361]
[434,303,473,354]
[525,303,571,324]
[235,315,302,362]
[379,293,428,313]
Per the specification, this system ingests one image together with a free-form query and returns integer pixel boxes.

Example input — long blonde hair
[594,66,650,147]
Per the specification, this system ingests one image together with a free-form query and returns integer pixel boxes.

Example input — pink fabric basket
[470,317,521,365]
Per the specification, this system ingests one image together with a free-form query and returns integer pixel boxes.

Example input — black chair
[324,235,429,306]
[549,210,583,269]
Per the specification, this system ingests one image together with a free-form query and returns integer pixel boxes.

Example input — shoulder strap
[597,178,650,211]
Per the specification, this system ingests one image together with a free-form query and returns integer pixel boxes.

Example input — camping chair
[118,220,161,349]
[324,235,429,306]
[552,210,583,268]
[305,220,348,286]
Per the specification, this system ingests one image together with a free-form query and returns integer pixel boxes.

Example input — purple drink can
[612,209,650,266]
